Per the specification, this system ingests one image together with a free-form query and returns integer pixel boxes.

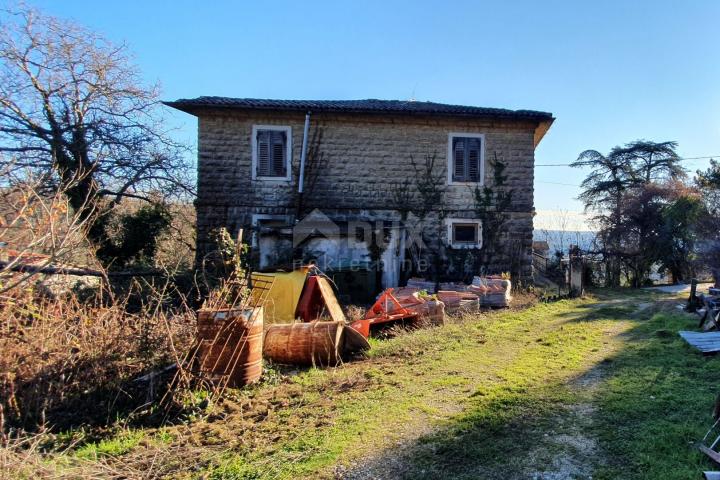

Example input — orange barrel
[263,321,344,367]
[195,307,264,387]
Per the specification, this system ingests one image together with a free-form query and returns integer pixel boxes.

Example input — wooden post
[236,228,244,258]
[569,245,584,298]
[237,228,251,288]
[688,278,699,313]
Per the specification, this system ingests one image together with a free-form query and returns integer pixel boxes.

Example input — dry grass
[0,282,196,433]
[0,427,218,479]
[343,304,366,321]
[0,273,254,479]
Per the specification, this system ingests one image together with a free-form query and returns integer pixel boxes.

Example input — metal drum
[196,307,264,387]
[263,321,344,367]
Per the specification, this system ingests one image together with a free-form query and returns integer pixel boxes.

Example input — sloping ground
[7,288,720,479]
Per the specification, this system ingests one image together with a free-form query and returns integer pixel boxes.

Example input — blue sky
[31,0,720,219]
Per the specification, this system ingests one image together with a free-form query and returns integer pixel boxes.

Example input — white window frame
[251,125,292,181]
[251,213,292,247]
[445,218,483,249]
[447,132,485,186]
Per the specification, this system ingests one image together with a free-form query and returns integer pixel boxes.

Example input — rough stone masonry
[164,98,554,292]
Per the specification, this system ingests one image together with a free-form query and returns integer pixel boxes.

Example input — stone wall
[195,109,538,284]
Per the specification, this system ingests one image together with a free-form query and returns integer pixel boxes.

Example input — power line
[536,154,720,167]
[536,180,581,187]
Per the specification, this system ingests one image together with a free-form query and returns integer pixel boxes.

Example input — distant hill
[533,230,597,255]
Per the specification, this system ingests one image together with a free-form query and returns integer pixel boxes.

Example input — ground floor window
[445,218,483,248]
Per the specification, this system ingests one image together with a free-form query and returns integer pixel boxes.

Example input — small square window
[446,219,483,248]
[453,223,478,244]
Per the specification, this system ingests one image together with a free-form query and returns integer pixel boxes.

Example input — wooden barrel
[195,307,264,387]
[263,321,344,367]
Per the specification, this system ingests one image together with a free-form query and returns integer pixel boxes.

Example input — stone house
[165,97,553,299]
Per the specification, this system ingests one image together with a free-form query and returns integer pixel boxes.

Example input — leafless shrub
[0,5,194,268]
[154,202,196,272]
[0,165,98,294]
[0,280,196,432]
[0,166,203,433]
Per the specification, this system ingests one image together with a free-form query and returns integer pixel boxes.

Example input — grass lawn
[10,288,720,479]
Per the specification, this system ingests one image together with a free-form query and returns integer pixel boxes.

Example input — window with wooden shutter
[253,126,291,179]
[466,138,480,181]
[257,131,271,176]
[453,138,465,180]
[269,131,286,176]
[449,134,484,183]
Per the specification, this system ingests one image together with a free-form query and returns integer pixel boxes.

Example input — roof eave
[163,101,553,124]
[534,117,555,148]
[162,101,199,115]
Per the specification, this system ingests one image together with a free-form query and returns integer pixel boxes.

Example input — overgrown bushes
[0,283,196,432]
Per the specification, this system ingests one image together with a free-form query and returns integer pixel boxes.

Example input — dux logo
[293,209,428,251]
[293,209,340,247]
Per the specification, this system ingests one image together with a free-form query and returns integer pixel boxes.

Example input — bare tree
[540,208,572,257]
[0,162,97,294]
[0,6,193,255]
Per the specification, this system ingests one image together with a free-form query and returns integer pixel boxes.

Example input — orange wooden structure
[294,275,346,323]
[349,288,420,338]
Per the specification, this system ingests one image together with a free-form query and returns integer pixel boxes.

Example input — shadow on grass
[343,296,720,480]
[587,307,720,479]
[5,355,178,434]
